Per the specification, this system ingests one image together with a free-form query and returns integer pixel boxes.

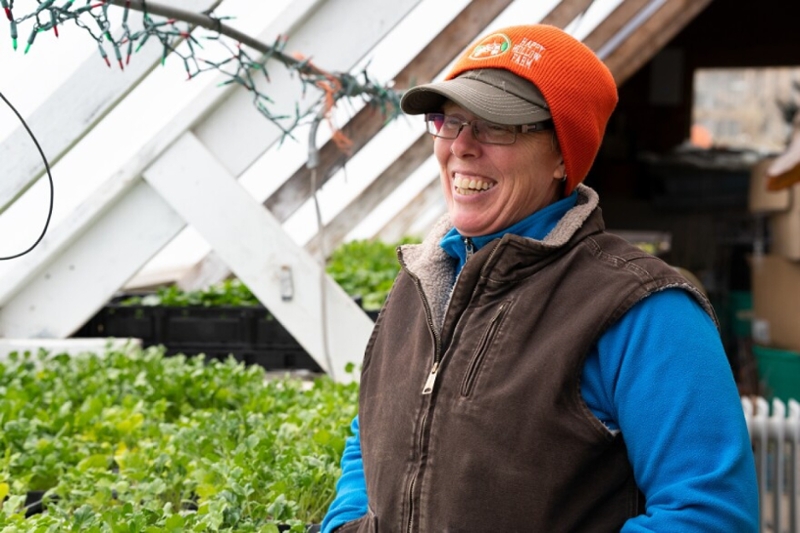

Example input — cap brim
[400,77,551,125]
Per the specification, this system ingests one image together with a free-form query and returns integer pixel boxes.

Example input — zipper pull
[464,237,474,260]
[422,362,440,395]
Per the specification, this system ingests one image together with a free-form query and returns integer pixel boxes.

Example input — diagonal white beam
[143,132,372,381]
[190,0,424,178]
[0,0,421,371]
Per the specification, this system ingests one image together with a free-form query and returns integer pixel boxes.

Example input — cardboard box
[748,157,800,260]
[751,254,800,351]
[749,156,789,213]
[770,205,800,260]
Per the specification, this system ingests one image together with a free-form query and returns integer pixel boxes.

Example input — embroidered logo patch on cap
[468,33,511,60]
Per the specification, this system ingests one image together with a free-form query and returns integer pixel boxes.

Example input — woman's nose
[449,124,481,158]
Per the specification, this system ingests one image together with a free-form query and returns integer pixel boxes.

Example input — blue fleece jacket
[322,193,758,533]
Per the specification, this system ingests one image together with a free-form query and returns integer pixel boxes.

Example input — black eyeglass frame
[424,112,554,145]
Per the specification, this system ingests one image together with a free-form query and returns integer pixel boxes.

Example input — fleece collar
[399,185,600,331]
[440,191,578,273]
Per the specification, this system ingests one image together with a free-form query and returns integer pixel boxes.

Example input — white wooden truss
[0,0,712,381]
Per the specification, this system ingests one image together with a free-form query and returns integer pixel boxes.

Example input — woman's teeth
[454,175,493,195]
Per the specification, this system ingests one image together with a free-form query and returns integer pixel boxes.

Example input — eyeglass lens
[426,113,517,145]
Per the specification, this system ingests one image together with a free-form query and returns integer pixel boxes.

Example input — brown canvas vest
[348,191,714,533]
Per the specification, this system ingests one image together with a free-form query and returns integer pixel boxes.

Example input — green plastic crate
[753,344,800,401]
[728,291,753,339]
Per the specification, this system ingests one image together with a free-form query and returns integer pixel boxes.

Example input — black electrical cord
[0,89,54,260]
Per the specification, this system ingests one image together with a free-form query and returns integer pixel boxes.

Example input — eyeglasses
[425,112,553,145]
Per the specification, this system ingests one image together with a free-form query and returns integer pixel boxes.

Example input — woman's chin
[451,214,497,237]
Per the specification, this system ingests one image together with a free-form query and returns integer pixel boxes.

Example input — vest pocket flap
[334,508,377,533]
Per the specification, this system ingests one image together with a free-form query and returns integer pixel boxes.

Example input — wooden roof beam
[304,134,433,257]
[600,0,714,85]
[264,0,516,223]
[376,176,442,244]
[582,0,652,53]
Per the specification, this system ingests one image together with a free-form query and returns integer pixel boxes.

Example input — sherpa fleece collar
[398,184,601,331]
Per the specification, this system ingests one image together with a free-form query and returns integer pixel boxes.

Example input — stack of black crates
[76,298,379,372]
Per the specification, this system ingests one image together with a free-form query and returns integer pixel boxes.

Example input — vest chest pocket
[460,302,511,397]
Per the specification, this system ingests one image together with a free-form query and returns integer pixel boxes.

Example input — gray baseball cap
[400,68,551,125]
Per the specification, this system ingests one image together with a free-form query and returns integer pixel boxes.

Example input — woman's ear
[553,159,566,181]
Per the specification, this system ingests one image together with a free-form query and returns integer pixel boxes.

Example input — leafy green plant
[120,238,417,312]
[122,279,260,307]
[0,346,358,530]
[326,238,418,311]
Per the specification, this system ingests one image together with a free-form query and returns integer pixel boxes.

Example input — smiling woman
[322,22,759,533]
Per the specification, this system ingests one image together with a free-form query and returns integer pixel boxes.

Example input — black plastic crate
[75,298,378,373]
[163,307,254,345]
[80,305,162,343]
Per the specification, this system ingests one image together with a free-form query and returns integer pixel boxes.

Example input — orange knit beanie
[446,24,618,195]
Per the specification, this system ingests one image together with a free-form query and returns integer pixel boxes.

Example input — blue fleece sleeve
[582,289,758,532]
[321,415,368,533]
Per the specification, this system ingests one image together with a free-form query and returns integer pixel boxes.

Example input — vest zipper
[401,239,502,532]
[461,303,507,397]
[402,268,441,533]
[419,236,473,396]
[464,237,475,260]
[422,361,439,394]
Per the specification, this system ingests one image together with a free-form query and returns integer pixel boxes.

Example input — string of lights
[3,0,402,142]
[2,1,403,259]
